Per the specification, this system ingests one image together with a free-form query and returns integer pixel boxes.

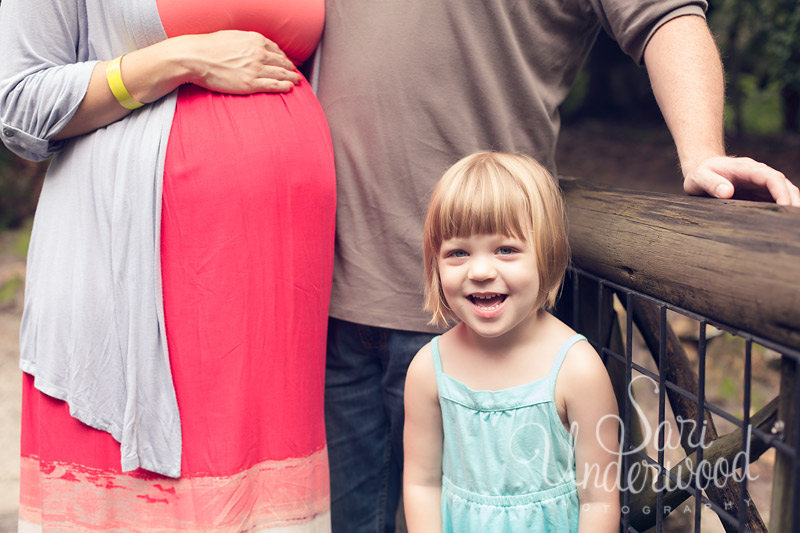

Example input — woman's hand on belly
[54,30,300,141]
[176,30,300,94]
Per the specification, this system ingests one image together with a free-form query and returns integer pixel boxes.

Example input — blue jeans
[325,317,436,533]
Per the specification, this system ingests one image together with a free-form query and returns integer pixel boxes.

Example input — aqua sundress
[432,334,585,532]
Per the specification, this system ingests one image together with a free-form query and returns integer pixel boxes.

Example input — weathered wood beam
[560,178,800,349]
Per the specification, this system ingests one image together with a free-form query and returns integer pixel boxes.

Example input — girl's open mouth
[469,293,507,310]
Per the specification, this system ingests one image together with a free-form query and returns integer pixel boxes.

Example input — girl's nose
[468,255,496,281]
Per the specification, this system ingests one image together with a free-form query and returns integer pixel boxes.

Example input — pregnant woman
[0,0,334,530]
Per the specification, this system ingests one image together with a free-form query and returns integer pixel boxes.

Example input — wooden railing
[560,178,800,533]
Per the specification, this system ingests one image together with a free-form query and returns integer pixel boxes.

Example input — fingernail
[715,184,732,198]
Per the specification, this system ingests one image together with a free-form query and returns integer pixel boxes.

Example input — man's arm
[643,15,800,206]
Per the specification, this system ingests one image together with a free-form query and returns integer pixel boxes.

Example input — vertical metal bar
[738,339,752,528]
[793,361,800,533]
[622,291,634,531]
[770,355,798,533]
[656,305,667,532]
[597,280,605,353]
[572,270,580,336]
[694,320,707,532]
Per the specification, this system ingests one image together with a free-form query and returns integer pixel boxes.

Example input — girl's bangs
[437,173,531,241]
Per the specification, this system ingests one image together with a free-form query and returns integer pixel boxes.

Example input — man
[315,1,799,531]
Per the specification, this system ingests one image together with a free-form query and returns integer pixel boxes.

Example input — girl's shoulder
[538,311,595,359]
[410,339,435,367]
[539,312,607,385]
[555,330,611,399]
[560,338,603,376]
[406,340,437,389]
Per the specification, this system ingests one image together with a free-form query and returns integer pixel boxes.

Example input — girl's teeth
[470,294,505,308]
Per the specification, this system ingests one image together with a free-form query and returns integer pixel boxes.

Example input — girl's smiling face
[438,232,541,340]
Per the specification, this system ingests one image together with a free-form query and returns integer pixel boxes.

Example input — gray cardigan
[0,0,182,477]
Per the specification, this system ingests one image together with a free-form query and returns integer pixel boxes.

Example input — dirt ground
[0,227,25,531]
[555,118,800,195]
[0,119,796,532]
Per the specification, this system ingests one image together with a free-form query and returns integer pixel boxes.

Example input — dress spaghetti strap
[431,335,445,386]
[548,334,587,399]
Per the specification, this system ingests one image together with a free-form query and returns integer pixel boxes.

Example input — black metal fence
[565,266,799,533]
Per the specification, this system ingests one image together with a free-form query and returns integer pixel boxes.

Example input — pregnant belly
[159,80,336,472]
[163,79,335,206]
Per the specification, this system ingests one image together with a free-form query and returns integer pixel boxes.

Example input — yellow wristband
[106,56,144,110]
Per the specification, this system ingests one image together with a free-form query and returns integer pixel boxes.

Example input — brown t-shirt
[317,0,706,332]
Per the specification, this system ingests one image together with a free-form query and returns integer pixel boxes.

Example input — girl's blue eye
[450,250,468,258]
[497,247,515,255]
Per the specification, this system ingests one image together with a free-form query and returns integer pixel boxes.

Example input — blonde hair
[422,151,570,327]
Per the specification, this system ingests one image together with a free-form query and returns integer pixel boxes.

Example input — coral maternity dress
[18,0,335,531]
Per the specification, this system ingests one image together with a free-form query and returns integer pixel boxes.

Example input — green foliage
[761,1,800,89]
[0,276,22,305]
[0,145,47,230]
[0,219,32,305]
[710,0,800,133]
[0,216,32,257]
[716,374,739,402]
[9,218,32,257]
[724,75,784,134]
[561,2,800,133]
[559,70,589,118]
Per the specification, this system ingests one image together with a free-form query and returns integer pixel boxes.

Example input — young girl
[403,152,620,532]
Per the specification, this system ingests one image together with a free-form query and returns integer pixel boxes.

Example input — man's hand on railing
[643,16,799,208]
[682,155,800,207]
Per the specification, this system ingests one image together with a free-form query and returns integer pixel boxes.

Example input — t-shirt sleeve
[0,0,97,161]
[582,0,708,65]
